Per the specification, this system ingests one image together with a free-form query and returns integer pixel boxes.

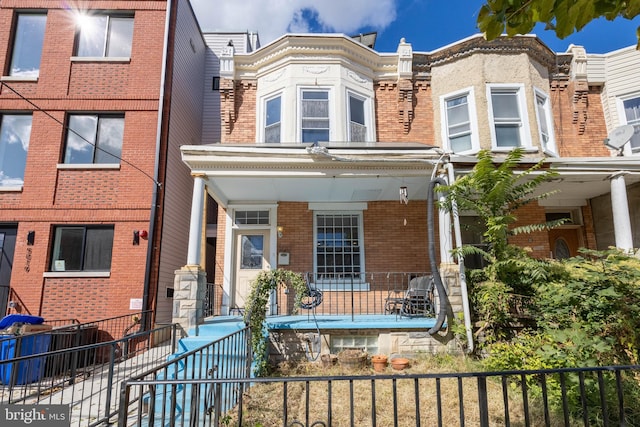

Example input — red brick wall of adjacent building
[550,81,610,157]
[0,2,168,322]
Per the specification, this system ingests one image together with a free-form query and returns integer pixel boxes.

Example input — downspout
[427,177,448,335]
[447,162,474,353]
[141,0,173,331]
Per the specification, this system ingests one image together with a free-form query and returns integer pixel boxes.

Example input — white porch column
[609,172,634,251]
[187,176,206,265]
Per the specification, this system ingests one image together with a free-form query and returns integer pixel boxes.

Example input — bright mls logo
[0,405,69,426]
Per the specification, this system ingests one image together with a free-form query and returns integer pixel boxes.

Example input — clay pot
[338,349,367,370]
[390,357,410,371]
[371,355,388,372]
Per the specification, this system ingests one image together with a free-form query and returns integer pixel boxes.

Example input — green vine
[243,269,308,376]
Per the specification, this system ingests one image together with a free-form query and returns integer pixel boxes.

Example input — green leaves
[478,0,640,47]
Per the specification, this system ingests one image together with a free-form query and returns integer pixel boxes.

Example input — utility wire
[0,81,161,188]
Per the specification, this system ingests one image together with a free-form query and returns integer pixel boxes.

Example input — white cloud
[190,0,397,46]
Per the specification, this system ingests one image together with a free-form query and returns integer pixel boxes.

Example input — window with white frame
[64,114,124,164]
[441,89,478,153]
[315,212,363,280]
[487,85,529,149]
[75,14,134,58]
[50,226,114,272]
[623,97,640,152]
[301,89,330,143]
[348,92,367,142]
[9,13,47,78]
[0,114,32,188]
[534,89,556,154]
[264,95,281,143]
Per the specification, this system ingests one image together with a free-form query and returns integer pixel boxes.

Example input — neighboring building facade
[0,0,217,327]
[178,33,640,354]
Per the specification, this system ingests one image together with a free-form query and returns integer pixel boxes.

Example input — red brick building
[0,0,213,327]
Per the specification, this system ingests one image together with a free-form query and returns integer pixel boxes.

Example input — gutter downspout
[447,162,474,353]
[141,0,173,331]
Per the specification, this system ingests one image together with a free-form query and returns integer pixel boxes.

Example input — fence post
[104,342,118,422]
[477,376,490,427]
[117,380,131,426]
[350,276,354,322]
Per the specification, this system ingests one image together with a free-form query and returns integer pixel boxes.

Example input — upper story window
[76,14,134,58]
[8,13,47,78]
[441,88,479,153]
[623,97,640,152]
[64,114,124,164]
[534,89,557,154]
[487,84,530,149]
[264,95,281,143]
[50,226,114,272]
[301,90,330,143]
[0,114,32,188]
[348,93,367,142]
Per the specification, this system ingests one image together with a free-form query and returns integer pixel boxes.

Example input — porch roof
[180,142,443,207]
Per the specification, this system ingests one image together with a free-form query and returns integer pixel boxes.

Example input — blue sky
[191,0,639,54]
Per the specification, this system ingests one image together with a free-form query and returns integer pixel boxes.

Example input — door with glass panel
[233,231,270,312]
[0,227,17,315]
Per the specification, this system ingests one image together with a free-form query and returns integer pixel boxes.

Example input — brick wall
[0,1,168,321]
[375,81,434,144]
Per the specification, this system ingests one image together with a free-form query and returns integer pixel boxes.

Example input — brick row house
[0,0,232,330]
[1,1,638,353]
[177,33,639,355]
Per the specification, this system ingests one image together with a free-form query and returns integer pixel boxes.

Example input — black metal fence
[119,325,251,426]
[119,364,640,426]
[269,272,434,318]
[0,323,177,426]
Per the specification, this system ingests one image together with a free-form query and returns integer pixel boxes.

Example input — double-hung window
[264,95,281,143]
[623,97,640,152]
[315,213,363,281]
[64,114,124,164]
[441,89,478,153]
[348,93,367,142]
[76,14,134,58]
[301,90,329,143]
[0,114,32,188]
[487,84,529,149]
[534,89,556,154]
[8,13,47,78]
[51,226,114,272]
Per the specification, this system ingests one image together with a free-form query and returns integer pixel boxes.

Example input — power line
[0,81,161,188]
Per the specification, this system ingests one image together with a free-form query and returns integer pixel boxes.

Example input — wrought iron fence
[269,272,434,319]
[0,323,177,426]
[119,364,640,426]
[118,325,251,427]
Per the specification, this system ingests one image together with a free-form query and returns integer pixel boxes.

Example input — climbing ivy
[243,269,308,377]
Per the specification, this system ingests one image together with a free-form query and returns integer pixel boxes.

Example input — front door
[0,227,17,315]
[548,228,581,259]
[233,231,270,311]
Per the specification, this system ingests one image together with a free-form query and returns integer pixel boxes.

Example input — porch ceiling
[181,143,443,206]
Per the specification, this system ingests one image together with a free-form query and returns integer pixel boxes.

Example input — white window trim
[346,90,373,142]
[298,87,332,143]
[70,57,131,63]
[259,92,283,143]
[439,87,480,154]
[616,92,640,155]
[533,87,557,156]
[312,210,367,291]
[486,83,533,151]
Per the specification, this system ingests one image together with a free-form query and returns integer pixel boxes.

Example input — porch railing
[0,323,177,427]
[119,364,640,426]
[118,325,251,427]
[270,272,433,318]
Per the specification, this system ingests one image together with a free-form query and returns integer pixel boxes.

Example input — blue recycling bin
[0,334,51,385]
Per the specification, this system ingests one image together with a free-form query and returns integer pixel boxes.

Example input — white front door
[233,230,270,311]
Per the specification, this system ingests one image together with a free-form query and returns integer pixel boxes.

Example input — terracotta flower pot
[390,357,410,371]
[371,355,388,372]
